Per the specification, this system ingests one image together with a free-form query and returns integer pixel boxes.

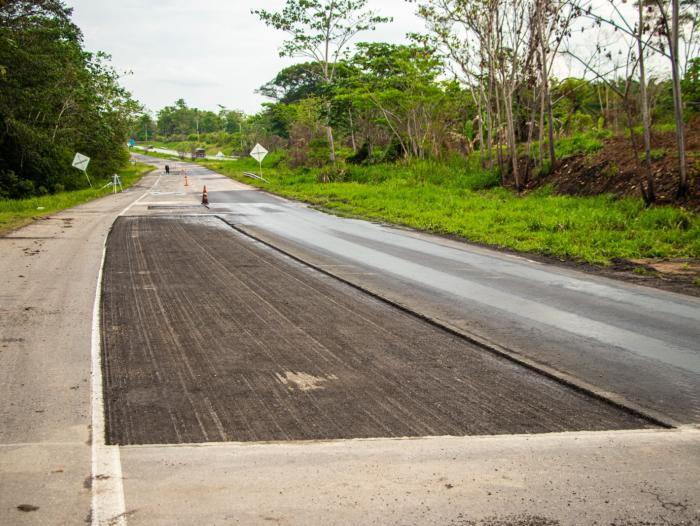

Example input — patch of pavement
[101,215,655,445]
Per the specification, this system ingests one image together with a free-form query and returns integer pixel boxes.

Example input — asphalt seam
[220,217,677,431]
[116,426,697,450]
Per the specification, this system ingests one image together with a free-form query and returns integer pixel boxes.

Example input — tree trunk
[326,125,336,163]
[484,80,495,169]
[503,87,520,190]
[523,84,540,187]
[494,83,506,182]
[670,0,688,197]
[538,7,556,171]
[637,0,655,204]
[538,87,545,170]
[348,109,356,153]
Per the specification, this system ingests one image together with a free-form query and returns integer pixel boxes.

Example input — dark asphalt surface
[131,156,700,425]
[213,211,700,424]
[100,216,654,445]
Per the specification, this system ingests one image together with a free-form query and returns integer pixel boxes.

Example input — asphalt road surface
[153,155,700,426]
[1,155,698,525]
[101,215,652,445]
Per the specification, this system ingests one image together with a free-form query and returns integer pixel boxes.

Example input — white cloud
[65,0,426,114]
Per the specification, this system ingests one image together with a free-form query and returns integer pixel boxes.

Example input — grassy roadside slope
[199,156,699,268]
[0,162,155,236]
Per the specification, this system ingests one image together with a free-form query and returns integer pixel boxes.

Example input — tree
[253,0,390,163]
[258,63,326,104]
[649,0,693,196]
[0,0,136,197]
[341,42,464,160]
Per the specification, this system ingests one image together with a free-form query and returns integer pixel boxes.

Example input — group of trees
[241,0,698,200]
[0,0,139,199]
[132,100,246,142]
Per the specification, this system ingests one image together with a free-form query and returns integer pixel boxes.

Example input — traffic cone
[202,185,209,205]
[184,175,189,187]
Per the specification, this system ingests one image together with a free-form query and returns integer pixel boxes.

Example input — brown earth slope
[527,121,700,210]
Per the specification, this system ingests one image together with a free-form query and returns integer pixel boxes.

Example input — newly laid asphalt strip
[100,216,654,445]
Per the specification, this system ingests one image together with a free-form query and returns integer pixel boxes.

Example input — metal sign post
[112,174,123,194]
[72,152,93,188]
[249,143,268,179]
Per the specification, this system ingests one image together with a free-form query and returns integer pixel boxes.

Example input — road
[0,154,698,525]
[155,155,700,426]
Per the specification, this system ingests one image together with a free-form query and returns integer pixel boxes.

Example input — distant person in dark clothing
[165,164,170,175]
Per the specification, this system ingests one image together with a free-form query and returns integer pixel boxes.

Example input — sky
[65,0,426,115]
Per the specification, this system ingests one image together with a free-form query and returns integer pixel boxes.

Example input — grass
[136,134,698,266]
[0,162,154,235]
[192,154,699,266]
[638,148,667,161]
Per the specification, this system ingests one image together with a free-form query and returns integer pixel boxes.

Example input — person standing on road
[165,164,170,175]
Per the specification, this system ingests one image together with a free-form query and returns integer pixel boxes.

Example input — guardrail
[243,172,269,183]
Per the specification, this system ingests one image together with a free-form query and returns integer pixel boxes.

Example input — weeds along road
[0,154,698,525]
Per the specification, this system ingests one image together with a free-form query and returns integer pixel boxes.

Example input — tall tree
[253,0,390,163]
[0,0,136,197]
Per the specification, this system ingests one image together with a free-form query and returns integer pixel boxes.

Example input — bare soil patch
[528,121,700,209]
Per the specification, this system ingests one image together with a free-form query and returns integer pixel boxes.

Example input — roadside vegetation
[0,0,694,286]
[0,1,152,233]
[134,0,698,281]
[0,1,144,200]
[0,162,153,235]
[199,155,699,266]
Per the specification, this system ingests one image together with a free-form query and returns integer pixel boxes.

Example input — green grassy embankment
[0,162,155,235]
[197,154,699,267]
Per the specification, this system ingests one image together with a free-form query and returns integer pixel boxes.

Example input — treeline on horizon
[0,0,140,199]
[1,0,699,204]
[139,0,699,205]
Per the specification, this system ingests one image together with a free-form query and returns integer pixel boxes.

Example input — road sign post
[112,174,123,194]
[249,143,268,179]
[72,152,93,188]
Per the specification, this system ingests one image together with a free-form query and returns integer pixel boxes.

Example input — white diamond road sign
[250,144,268,163]
[72,152,90,172]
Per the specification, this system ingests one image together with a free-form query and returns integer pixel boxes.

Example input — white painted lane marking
[91,241,126,526]
[119,174,161,217]
[90,173,162,525]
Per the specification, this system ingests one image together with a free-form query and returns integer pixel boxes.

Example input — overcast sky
[65,0,426,115]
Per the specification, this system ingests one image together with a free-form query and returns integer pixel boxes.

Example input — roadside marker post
[250,143,268,180]
[99,174,124,194]
[72,152,93,188]
[112,174,123,194]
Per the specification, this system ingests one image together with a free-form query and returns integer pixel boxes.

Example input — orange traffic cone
[184,175,189,187]
[202,185,209,205]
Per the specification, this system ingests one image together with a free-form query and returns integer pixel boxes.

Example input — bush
[347,142,371,165]
[316,161,347,182]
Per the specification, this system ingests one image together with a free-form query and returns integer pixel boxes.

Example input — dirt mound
[527,121,700,210]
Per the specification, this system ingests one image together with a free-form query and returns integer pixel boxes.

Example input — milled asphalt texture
[100,215,655,445]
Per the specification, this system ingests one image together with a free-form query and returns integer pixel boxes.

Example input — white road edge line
[90,240,126,526]
[90,174,162,526]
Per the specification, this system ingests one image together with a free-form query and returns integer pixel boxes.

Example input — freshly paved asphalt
[154,155,700,425]
[101,215,652,445]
